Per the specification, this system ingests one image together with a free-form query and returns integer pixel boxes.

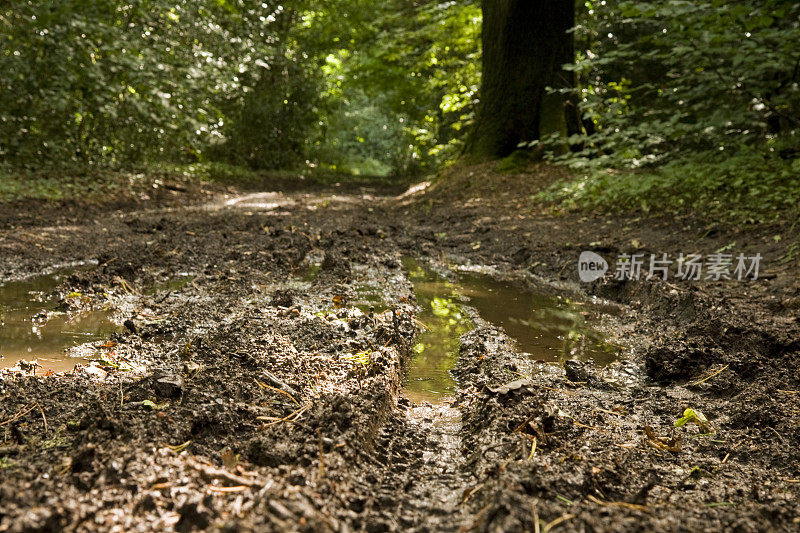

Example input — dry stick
[409,316,427,330]
[458,504,492,533]
[664,281,688,292]
[188,459,259,487]
[256,380,299,406]
[257,403,312,427]
[766,426,786,445]
[316,428,325,480]
[114,276,137,295]
[461,483,485,504]
[262,370,299,398]
[543,514,575,533]
[690,364,729,386]
[207,485,248,493]
[0,403,38,427]
[35,403,48,433]
[528,436,538,461]
[511,413,538,434]
[572,420,603,431]
[595,407,623,417]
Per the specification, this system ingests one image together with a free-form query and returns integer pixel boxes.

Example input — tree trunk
[466,0,575,159]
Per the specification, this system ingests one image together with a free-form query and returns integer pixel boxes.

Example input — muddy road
[1,169,799,532]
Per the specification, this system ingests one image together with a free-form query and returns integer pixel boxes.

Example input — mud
[1,164,798,532]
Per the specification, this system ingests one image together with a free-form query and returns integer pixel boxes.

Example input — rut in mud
[1,177,798,532]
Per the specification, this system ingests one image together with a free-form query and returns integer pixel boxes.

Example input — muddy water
[0,273,119,374]
[145,273,195,295]
[402,259,618,403]
[456,273,619,364]
[403,260,472,404]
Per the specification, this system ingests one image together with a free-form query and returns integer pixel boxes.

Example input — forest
[0,1,799,531]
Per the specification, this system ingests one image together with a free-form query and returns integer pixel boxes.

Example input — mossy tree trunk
[466,0,576,159]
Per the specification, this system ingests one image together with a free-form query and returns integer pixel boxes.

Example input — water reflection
[0,273,119,374]
[456,274,619,365]
[401,258,619,404]
[403,261,471,403]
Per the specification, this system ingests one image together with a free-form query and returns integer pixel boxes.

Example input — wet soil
[1,163,799,532]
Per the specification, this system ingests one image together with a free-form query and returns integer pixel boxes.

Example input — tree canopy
[1,0,798,209]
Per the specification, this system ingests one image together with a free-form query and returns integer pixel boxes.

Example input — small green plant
[674,408,714,433]
[344,349,372,367]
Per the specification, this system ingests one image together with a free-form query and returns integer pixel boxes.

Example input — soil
[1,163,798,532]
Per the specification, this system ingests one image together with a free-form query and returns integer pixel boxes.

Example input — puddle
[146,273,196,295]
[0,273,120,375]
[352,284,389,314]
[300,264,320,282]
[402,258,619,403]
[402,261,472,404]
[456,273,619,365]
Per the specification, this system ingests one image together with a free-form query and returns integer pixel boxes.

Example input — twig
[257,403,312,427]
[664,281,687,292]
[766,426,786,445]
[595,407,623,417]
[512,413,538,434]
[188,458,259,487]
[163,440,192,453]
[690,364,729,386]
[543,514,575,533]
[207,485,248,493]
[461,483,484,504]
[36,403,48,433]
[528,436,538,460]
[410,316,428,330]
[262,370,298,398]
[0,403,38,427]
[572,420,602,431]
[256,380,299,406]
[114,276,137,294]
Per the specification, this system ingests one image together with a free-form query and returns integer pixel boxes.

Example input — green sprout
[674,408,714,433]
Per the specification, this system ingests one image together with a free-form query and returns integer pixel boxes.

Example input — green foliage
[0,1,317,168]
[0,165,142,202]
[533,0,800,220]
[558,0,800,167]
[309,0,482,175]
[539,141,800,222]
[0,1,479,176]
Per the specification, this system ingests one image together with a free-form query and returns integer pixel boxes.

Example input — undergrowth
[0,161,404,203]
[536,150,800,224]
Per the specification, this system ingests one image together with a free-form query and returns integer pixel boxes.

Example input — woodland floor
[0,164,799,532]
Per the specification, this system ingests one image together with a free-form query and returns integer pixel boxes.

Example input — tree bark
[466,0,575,159]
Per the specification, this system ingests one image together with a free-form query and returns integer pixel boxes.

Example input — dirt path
[1,169,798,532]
